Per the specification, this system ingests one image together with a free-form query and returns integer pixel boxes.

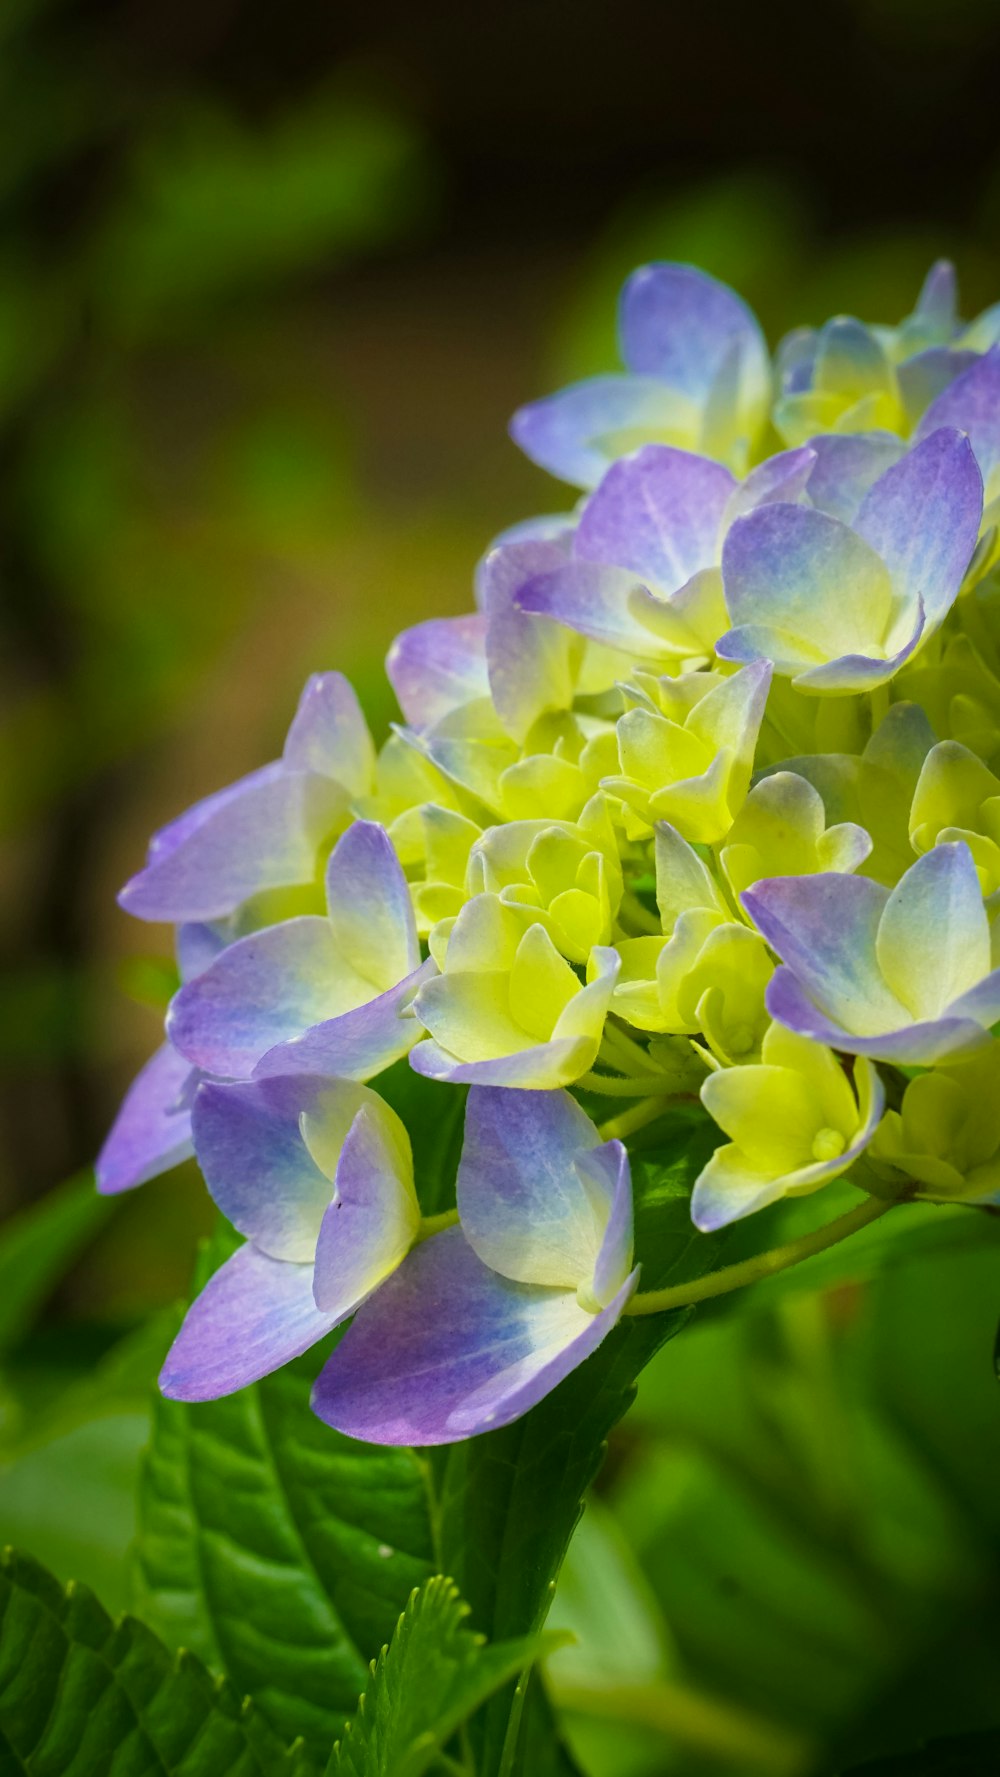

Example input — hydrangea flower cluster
[101,258,1000,1445]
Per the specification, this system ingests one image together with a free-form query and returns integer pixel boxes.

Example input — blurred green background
[1,1,999,1771]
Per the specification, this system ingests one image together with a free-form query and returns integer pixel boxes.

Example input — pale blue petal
[252,959,433,1082]
[96,1042,195,1196]
[618,263,767,397]
[160,1244,335,1401]
[119,763,345,924]
[282,671,374,794]
[191,1074,344,1259]
[457,1086,619,1288]
[386,616,489,729]
[168,916,344,1078]
[855,427,983,627]
[510,376,683,490]
[312,1227,637,1445]
[573,445,734,587]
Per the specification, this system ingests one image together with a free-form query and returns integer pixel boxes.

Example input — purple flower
[119,673,373,924]
[312,1087,638,1444]
[510,264,770,489]
[160,1074,420,1401]
[718,429,983,692]
[745,842,1000,1065]
[167,820,433,1081]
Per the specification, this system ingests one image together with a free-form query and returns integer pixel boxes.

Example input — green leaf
[436,1119,726,1776]
[328,1575,551,1777]
[133,1233,436,1761]
[0,1546,311,1776]
[0,1172,112,1356]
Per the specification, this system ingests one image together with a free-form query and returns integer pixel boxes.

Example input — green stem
[577,1070,677,1098]
[598,1094,682,1142]
[602,1022,661,1073]
[416,1208,460,1242]
[623,1191,902,1316]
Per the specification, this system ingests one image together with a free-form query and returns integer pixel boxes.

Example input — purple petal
[876,843,990,1018]
[723,446,816,526]
[252,959,434,1082]
[918,348,1000,494]
[618,263,767,397]
[517,560,661,656]
[788,622,924,694]
[720,502,894,665]
[573,445,734,587]
[325,820,421,986]
[582,1140,634,1305]
[312,1105,419,1317]
[480,540,582,739]
[311,1227,638,1445]
[96,1042,195,1196]
[765,967,992,1065]
[386,616,489,729]
[947,967,1000,1028]
[409,1034,593,1090]
[510,375,687,490]
[777,325,818,395]
[743,873,905,1034]
[458,1087,625,1288]
[473,515,575,607]
[176,922,228,983]
[119,764,345,924]
[282,672,374,794]
[855,427,983,626]
[804,433,905,526]
[168,916,344,1078]
[160,1244,335,1401]
[191,1074,360,1259]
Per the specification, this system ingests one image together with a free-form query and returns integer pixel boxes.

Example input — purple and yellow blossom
[168,819,432,1081]
[311,1087,638,1444]
[510,263,770,489]
[101,251,1000,1451]
[513,444,736,665]
[745,841,1000,1064]
[718,429,983,693]
[160,1076,419,1400]
[119,672,373,923]
[773,261,987,443]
